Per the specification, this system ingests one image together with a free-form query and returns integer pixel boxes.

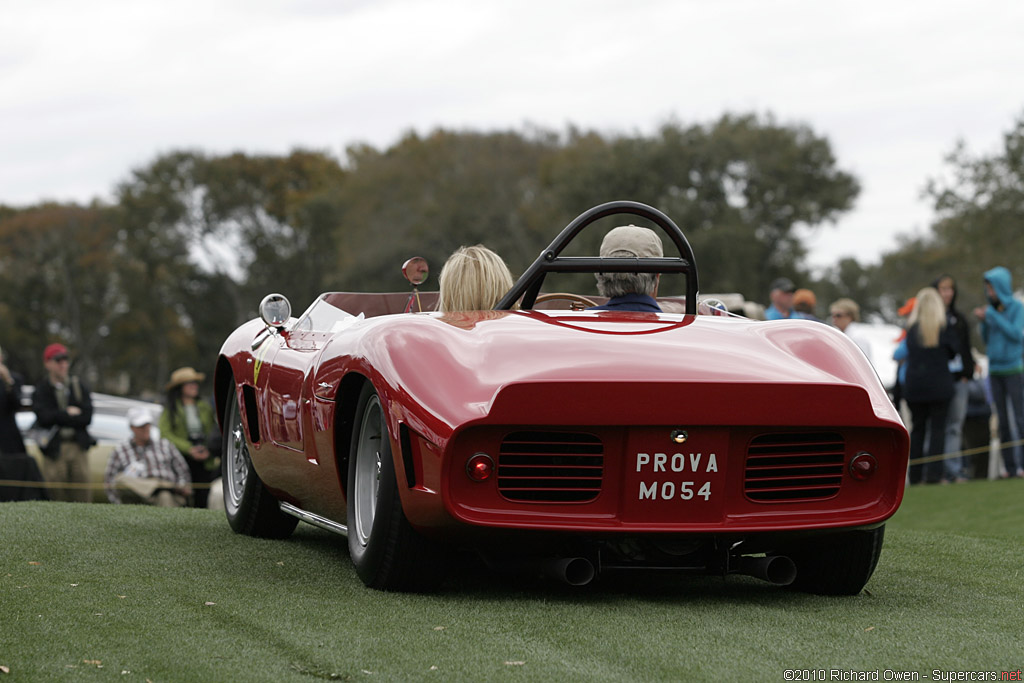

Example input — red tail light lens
[849,452,877,481]
[466,453,494,482]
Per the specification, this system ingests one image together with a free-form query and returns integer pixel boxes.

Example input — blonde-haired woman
[437,245,514,312]
[904,287,956,484]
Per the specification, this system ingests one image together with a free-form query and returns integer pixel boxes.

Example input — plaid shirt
[104,436,192,504]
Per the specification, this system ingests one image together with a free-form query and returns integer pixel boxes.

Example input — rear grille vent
[498,431,603,503]
[744,432,845,502]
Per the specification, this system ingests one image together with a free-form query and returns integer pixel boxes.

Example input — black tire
[783,525,885,595]
[347,382,444,591]
[222,387,298,539]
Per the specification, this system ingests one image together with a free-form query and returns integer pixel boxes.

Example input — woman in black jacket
[904,287,957,484]
[932,274,975,481]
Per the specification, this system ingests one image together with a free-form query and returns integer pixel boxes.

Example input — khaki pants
[39,441,90,503]
[113,475,188,507]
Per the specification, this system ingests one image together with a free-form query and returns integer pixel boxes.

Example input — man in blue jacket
[974,266,1024,477]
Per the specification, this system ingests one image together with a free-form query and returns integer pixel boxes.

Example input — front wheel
[346,382,444,591]
[222,387,298,539]
[783,525,886,595]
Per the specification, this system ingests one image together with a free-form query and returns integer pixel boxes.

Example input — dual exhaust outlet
[539,554,798,587]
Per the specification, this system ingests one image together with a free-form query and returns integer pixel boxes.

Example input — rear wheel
[347,382,444,591]
[783,526,885,595]
[222,388,298,539]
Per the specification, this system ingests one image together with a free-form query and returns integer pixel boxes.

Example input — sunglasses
[51,355,70,362]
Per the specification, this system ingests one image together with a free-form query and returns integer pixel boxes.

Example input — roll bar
[495,200,699,313]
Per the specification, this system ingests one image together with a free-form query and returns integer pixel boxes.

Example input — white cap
[127,407,153,428]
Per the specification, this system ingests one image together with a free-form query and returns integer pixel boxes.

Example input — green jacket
[158,399,218,469]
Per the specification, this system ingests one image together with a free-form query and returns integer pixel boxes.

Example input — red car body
[215,201,909,594]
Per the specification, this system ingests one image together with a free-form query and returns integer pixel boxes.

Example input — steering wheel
[535,292,599,310]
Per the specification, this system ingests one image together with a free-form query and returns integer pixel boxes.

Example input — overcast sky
[2,0,1021,269]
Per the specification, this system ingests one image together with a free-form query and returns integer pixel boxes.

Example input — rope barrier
[906,436,1024,466]
[4,439,1020,492]
[0,479,216,490]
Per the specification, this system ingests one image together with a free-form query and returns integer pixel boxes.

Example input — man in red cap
[32,343,95,502]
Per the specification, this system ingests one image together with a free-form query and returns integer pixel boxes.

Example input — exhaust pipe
[544,557,597,586]
[480,555,598,586]
[735,555,797,586]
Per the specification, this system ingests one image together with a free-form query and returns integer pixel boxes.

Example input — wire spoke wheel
[224,409,249,514]
[221,386,297,538]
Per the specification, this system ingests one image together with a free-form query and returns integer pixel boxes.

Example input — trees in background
[328,115,859,298]
[2,109,1019,394]
[540,115,860,296]
[870,110,1024,331]
[333,128,561,291]
[0,203,121,388]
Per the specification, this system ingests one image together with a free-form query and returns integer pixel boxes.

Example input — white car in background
[16,394,163,503]
[854,322,903,394]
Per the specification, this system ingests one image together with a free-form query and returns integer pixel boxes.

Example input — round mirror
[702,298,727,311]
[698,297,729,317]
[402,257,429,286]
[259,293,292,328]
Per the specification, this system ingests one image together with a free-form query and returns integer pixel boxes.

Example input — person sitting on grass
[105,407,191,507]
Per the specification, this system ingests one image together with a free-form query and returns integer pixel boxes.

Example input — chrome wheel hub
[225,404,249,512]
[353,395,383,547]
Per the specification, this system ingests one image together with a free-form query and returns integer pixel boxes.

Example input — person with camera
[32,343,95,502]
[158,367,220,507]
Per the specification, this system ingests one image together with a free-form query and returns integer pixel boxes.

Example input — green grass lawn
[2,480,1022,681]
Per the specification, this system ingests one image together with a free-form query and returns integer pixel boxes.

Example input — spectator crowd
[0,349,221,506]
[2,237,1023,505]
[766,268,1024,483]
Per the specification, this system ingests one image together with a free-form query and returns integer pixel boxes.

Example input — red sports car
[214,201,909,594]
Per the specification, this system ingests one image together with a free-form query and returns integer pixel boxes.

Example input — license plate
[621,428,727,523]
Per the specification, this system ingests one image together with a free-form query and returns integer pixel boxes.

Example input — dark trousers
[908,399,950,484]
[0,454,49,501]
[187,458,215,508]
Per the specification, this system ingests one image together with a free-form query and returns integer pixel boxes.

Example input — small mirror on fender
[402,257,429,286]
[260,293,292,329]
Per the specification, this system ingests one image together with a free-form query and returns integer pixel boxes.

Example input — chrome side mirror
[402,257,429,286]
[259,293,292,329]
[402,257,429,313]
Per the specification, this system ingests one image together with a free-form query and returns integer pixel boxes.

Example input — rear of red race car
[385,312,909,594]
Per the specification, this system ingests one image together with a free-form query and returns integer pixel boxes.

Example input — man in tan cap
[590,225,664,312]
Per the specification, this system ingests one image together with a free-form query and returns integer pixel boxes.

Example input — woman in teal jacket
[974,266,1024,477]
[158,367,220,506]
